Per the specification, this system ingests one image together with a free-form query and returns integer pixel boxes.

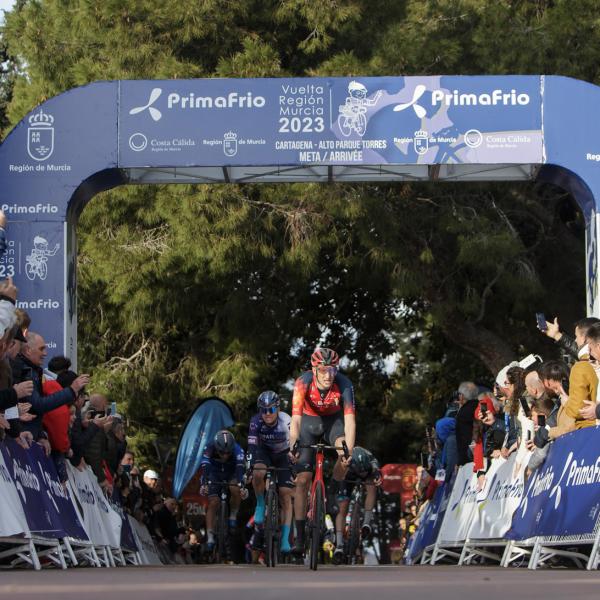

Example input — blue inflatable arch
[1,75,599,363]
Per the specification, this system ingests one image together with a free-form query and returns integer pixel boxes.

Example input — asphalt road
[0,565,598,600]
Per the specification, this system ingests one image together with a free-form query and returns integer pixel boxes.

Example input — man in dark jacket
[455,381,479,466]
[82,394,113,490]
[10,331,89,440]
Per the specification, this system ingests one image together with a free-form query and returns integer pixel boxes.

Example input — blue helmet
[257,390,280,410]
[214,430,235,454]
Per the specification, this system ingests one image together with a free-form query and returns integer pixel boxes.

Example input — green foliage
[0,0,590,466]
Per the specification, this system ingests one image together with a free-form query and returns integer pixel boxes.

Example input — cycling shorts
[253,448,294,488]
[336,476,376,501]
[205,463,238,497]
[296,412,345,473]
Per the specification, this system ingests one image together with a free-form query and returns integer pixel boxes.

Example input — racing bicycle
[296,440,349,570]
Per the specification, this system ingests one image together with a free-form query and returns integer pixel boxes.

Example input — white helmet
[348,80,367,93]
[33,236,47,245]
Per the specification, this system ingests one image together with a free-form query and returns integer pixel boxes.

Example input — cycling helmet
[214,430,235,454]
[351,447,371,473]
[311,347,340,368]
[257,390,280,409]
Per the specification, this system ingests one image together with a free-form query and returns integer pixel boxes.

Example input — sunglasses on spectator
[315,366,337,376]
[261,406,278,414]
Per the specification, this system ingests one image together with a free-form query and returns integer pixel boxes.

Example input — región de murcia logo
[27,110,55,161]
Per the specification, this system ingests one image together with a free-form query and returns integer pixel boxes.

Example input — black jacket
[10,354,75,438]
[456,399,478,466]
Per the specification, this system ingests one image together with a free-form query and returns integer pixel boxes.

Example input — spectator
[11,331,88,440]
[153,497,180,563]
[542,316,600,362]
[455,381,479,465]
[105,417,127,477]
[141,469,163,527]
[434,404,457,480]
[82,394,114,492]
[527,394,559,473]
[580,322,600,421]
[472,395,506,487]
[501,366,529,457]
[525,370,546,401]
[42,357,80,482]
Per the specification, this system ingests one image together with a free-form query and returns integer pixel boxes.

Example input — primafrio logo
[129,88,163,122]
[393,85,531,119]
[128,86,266,122]
[27,110,54,161]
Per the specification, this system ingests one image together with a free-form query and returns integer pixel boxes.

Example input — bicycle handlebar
[293,440,350,458]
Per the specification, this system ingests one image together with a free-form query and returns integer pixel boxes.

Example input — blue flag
[173,397,235,499]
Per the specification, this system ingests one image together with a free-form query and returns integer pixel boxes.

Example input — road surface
[0,564,598,599]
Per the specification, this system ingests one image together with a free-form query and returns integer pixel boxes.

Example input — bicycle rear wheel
[265,486,279,567]
[309,484,324,570]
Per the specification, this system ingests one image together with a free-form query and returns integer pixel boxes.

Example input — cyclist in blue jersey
[199,430,247,551]
[247,390,294,554]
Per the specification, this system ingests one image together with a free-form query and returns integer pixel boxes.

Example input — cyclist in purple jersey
[247,391,294,554]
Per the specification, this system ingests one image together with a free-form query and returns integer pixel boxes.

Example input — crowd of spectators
[406,314,600,551]
[0,261,207,565]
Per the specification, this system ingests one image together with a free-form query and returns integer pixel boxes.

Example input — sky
[0,0,15,24]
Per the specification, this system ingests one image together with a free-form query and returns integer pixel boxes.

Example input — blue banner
[120,76,543,168]
[0,440,67,538]
[507,426,600,539]
[405,477,453,562]
[173,397,234,499]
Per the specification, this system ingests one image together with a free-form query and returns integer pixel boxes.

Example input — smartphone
[535,312,547,332]
[519,397,531,418]
[480,402,488,416]
[111,401,117,416]
[537,414,546,427]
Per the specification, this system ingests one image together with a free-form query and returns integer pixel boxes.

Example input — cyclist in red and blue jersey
[199,430,246,551]
[289,347,356,554]
[247,390,294,554]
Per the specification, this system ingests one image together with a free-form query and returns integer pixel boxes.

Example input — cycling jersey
[292,371,355,417]
[247,411,291,459]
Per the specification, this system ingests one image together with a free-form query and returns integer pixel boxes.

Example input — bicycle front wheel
[217,498,228,563]
[309,484,324,570]
[347,500,361,564]
[265,486,279,567]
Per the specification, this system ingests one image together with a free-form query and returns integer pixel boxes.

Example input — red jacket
[42,380,71,453]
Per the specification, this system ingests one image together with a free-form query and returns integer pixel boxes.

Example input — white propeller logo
[129,88,163,121]
[393,84,427,118]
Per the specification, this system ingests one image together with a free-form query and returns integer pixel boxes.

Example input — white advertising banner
[88,470,122,548]
[436,460,501,544]
[467,451,531,540]
[0,449,30,537]
[66,463,110,545]
[128,516,162,565]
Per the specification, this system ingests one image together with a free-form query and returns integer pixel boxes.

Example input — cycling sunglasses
[315,365,337,376]
[261,406,278,414]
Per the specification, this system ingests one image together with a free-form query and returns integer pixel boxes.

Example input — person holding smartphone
[526,395,559,474]
[472,395,506,488]
[540,316,600,362]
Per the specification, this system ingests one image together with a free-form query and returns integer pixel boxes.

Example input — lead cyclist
[289,347,356,555]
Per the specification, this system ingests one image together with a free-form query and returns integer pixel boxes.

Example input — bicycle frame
[307,446,327,522]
